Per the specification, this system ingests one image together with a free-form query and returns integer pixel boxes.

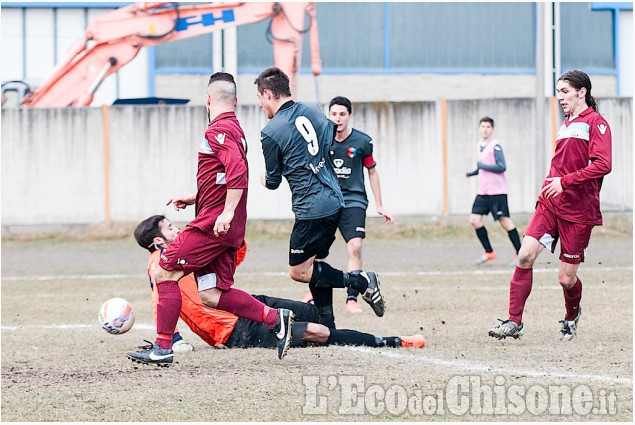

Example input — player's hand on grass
[541,177,563,198]
[167,193,196,211]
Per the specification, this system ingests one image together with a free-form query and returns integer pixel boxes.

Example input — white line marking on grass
[1,323,155,331]
[2,273,145,282]
[2,266,630,282]
[343,346,633,385]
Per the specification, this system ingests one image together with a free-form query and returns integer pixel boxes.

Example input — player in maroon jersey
[126,73,294,366]
[489,70,612,342]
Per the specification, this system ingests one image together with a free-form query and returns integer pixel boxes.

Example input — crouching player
[131,215,424,363]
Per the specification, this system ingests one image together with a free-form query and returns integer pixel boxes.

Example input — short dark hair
[208,72,236,87]
[329,96,352,114]
[254,66,292,98]
[558,70,598,112]
[134,215,165,252]
[479,116,494,127]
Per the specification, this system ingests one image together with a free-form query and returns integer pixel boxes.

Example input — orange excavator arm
[21,2,321,107]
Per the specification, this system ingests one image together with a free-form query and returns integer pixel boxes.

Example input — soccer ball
[98,297,135,335]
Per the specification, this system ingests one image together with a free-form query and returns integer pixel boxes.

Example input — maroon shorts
[159,225,237,290]
[524,202,594,264]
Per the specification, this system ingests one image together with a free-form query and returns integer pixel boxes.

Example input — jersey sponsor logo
[290,249,305,254]
[309,158,326,175]
[347,147,357,158]
[597,124,607,135]
[175,9,235,32]
[556,122,589,141]
[334,166,352,177]
[216,173,227,184]
[216,133,226,144]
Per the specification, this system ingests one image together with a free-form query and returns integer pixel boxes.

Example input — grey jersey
[331,128,375,210]
[261,101,344,220]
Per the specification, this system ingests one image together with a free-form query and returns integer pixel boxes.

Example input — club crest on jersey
[597,124,607,135]
[216,133,226,144]
[348,147,357,158]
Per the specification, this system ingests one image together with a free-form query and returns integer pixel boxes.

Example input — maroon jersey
[538,107,612,225]
[189,111,248,248]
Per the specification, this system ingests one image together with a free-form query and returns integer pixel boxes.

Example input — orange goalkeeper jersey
[148,249,239,346]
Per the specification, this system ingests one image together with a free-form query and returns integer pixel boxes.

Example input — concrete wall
[2,98,632,226]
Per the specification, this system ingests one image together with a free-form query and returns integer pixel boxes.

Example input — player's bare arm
[166,192,197,211]
[213,188,243,237]
[368,168,394,224]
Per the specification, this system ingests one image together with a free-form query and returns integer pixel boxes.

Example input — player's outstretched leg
[273,308,295,359]
[358,271,385,317]
[126,340,173,367]
[488,319,524,340]
[558,306,581,342]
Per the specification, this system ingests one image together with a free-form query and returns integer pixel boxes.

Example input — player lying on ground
[130,215,425,364]
[126,72,294,365]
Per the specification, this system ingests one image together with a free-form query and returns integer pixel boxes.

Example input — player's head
[207,72,237,116]
[479,116,494,128]
[254,67,292,119]
[329,96,353,134]
[134,215,180,252]
[557,70,597,114]
[478,116,494,139]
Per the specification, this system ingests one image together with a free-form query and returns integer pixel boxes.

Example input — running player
[466,117,522,266]
[132,215,425,353]
[488,70,612,342]
[126,72,294,366]
[254,67,385,329]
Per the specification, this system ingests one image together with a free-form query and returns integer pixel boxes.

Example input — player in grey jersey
[255,67,385,328]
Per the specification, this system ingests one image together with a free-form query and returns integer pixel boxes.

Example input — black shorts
[289,210,341,266]
[225,320,309,349]
[471,194,510,221]
[338,207,366,242]
[225,295,315,349]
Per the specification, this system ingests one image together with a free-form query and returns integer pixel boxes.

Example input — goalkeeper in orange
[133,215,425,350]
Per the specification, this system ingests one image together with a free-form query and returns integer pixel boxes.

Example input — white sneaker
[558,307,581,342]
[489,319,523,339]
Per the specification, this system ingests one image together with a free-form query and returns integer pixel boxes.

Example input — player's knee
[199,288,221,308]
[469,216,482,228]
[289,264,310,283]
[304,323,329,344]
[558,272,577,289]
[154,267,181,284]
[347,239,362,258]
[516,248,536,268]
